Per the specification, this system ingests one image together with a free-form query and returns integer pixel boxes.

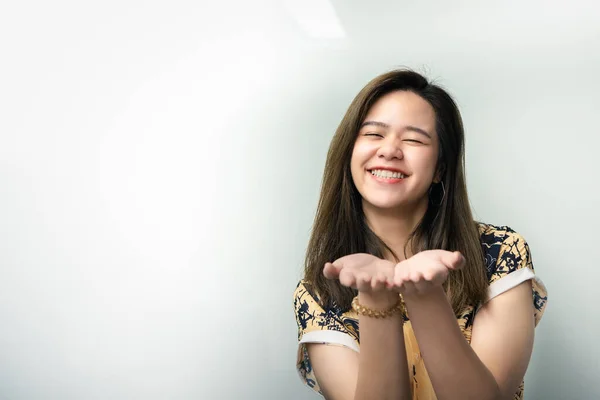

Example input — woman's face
[350,90,440,212]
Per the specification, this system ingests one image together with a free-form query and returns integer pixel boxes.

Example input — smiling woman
[351,91,439,217]
[293,69,548,400]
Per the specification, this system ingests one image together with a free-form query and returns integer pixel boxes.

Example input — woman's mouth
[369,169,406,180]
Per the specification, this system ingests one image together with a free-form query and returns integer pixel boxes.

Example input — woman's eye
[404,139,423,144]
[364,133,383,138]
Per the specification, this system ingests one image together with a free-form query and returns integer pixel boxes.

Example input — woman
[293,69,547,399]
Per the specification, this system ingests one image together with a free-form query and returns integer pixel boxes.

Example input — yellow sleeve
[293,280,359,395]
[488,229,548,326]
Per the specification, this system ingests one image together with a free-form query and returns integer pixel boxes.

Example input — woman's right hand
[323,253,396,293]
[323,253,399,308]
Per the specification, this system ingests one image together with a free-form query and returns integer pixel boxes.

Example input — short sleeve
[293,281,359,395]
[485,229,548,326]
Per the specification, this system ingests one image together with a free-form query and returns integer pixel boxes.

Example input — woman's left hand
[391,250,465,296]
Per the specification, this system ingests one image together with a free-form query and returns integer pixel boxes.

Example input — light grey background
[1,0,598,399]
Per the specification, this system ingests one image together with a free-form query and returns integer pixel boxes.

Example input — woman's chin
[363,196,426,213]
[364,199,408,212]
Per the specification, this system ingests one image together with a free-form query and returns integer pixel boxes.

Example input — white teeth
[370,169,405,179]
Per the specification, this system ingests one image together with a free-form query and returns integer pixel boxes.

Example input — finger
[331,258,345,269]
[387,271,401,290]
[331,253,370,269]
[441,251,465,270]
[386,273,399,290]
[389,280,405,293]
[375,265,395,290]
[391,268,410,292]
[323,262,341,279]
[421,269,434,281]
[393,261,409,286]
[430,268,449,286]
[339,268,357,289]
[371,271,386,291]
[409,269,423,283]
[356,272,372,292]
[386,279,396,290]
[421,266,447,283]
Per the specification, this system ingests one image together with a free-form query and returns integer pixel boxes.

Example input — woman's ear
[433,164,446,184]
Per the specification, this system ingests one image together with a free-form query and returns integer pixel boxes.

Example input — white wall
[1,1,598,399]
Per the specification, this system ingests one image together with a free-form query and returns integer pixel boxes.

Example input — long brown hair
[303,69,488,316]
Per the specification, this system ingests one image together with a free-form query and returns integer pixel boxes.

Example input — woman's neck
[363,200,429,262]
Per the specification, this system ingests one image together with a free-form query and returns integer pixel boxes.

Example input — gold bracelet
[351,295,405,319]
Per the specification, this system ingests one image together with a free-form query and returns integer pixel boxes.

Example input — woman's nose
[376,140,403,160]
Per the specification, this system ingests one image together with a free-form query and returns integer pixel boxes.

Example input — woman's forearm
[403,287,500,400]
[354,293,412,400]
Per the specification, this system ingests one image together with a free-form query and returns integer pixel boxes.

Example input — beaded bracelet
[351,295,405,319]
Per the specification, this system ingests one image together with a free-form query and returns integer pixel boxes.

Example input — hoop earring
[429,181,445,206]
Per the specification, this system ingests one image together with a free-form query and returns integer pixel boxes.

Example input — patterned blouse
[293,224,548,399]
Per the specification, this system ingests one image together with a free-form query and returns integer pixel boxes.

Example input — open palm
[392,250,465,295]
[323,253,396,293]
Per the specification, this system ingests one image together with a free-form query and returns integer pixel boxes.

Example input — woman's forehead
[364,91,436,132]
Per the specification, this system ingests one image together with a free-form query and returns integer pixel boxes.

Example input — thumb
[323,262,342,279]
[441,251,465,269]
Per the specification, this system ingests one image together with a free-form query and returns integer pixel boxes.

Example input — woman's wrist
[355,259,398,309]
[402,285,446,305]
[358,291,399,310]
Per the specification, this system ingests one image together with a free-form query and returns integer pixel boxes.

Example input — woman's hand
[392,250,465,296]
[324,253,395,293]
